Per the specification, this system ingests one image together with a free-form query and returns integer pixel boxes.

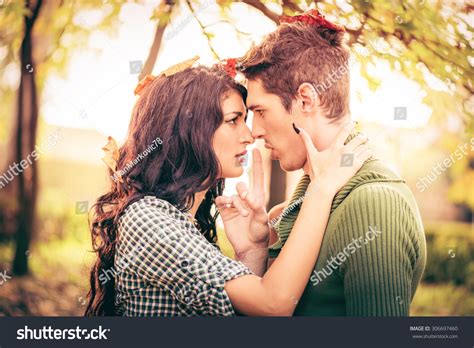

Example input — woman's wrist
[235,247,268,276]
[233,238,268,257]
[306,180,337,201]
[235,247,268,260]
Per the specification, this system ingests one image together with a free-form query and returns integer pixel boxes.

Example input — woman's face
[213,90,254,178]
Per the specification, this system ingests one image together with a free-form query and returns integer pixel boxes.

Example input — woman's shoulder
[119,195,196,236]
[122,195,185,220]
[124,195,176,213]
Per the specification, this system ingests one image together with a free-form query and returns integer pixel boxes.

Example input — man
[238,10,426,316]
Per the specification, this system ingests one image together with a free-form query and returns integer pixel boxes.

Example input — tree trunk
[12,0,43,276]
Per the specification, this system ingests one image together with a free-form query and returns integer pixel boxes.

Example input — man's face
[247,78,349,172]
[246,79,307,172]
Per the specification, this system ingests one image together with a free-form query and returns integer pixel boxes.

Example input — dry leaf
[101,136,119,172]
[162,55,200,77]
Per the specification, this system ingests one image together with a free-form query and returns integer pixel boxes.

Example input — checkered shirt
[114,195,252,316]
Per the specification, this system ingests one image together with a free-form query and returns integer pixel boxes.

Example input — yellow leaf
[101,136,119,172]
[161,56,200,77]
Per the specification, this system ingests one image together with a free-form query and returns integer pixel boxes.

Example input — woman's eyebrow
[223,111,244,117]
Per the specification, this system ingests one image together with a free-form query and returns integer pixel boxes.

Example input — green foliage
[0,0,130,142]
[422,221,474,290]
[411,283,474,316]
[437,132,474,211]
[319,0,473,128]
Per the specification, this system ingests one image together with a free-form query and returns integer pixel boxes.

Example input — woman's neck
[190,190,207,218]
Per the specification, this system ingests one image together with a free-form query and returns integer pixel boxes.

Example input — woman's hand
[216,149,269,255]
[223,123,372,315]
[295,121,372,196]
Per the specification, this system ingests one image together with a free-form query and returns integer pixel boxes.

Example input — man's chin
[278,160,299,172]
[278,158,302,172]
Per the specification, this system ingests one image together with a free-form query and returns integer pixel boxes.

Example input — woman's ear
[296,82,319,114]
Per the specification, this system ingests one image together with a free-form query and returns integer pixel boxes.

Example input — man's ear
[296,82,319,114]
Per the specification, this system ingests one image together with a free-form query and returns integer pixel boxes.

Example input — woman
[84,62,370,316]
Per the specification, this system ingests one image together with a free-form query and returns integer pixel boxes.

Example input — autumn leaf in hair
[217,58,238,78]
[134,55,200,96]
[280,9,345,33]
[101,136,123,183]
[161,55,200,77]
[134,75,156,96]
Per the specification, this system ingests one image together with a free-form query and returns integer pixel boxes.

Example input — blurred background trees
[0,0,472,315]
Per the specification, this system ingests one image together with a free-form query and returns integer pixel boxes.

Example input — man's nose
[251,117,265,139]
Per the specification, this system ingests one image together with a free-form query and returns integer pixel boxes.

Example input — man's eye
[256,110,264,117]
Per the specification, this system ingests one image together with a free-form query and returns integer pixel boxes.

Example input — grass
[0,218,472,316]
[411,283,474,316]
[0,213,92,316]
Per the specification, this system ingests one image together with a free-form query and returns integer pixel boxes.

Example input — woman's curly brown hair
[84,65,247,316]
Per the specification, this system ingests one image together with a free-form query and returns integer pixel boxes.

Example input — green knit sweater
[269,158,426,316]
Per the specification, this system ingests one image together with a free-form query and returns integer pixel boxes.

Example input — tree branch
[38,1,73,65]
[27,0,43,26]
[282,0,303,14]
[139,0,174,80]
[240,0,280,25]
[206,19,252,36]
[185,0,220,60]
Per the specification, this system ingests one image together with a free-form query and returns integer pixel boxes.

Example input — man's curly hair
[239,20,351,119]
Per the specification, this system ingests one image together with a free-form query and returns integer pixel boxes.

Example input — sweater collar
[283,132,406,215]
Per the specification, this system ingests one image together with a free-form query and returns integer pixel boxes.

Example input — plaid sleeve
[117,200,253,316]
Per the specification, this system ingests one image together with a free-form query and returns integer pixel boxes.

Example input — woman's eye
[226,117,238,125]
[256,110,264,117]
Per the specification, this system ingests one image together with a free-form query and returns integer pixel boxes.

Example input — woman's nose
[241,124,255,145]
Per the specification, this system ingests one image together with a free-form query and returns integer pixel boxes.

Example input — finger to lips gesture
[215,148,269,247]
[216,148,267,221]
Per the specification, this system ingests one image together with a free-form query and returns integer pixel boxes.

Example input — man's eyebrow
[247,104,262,111]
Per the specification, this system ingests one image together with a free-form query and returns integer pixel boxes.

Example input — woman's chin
[222,165,244,179]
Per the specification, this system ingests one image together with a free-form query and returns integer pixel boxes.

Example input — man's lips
[264,144,274,150]
[264,143,278,159]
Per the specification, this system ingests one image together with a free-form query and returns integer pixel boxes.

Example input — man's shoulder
[337,179,420,221]
[330,159,411,211]
[327,172,424,245]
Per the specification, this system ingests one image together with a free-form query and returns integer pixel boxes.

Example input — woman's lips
[235,150,247,157]
[235,150,248,165]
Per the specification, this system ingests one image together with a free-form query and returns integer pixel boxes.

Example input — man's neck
[302,129,356,177]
